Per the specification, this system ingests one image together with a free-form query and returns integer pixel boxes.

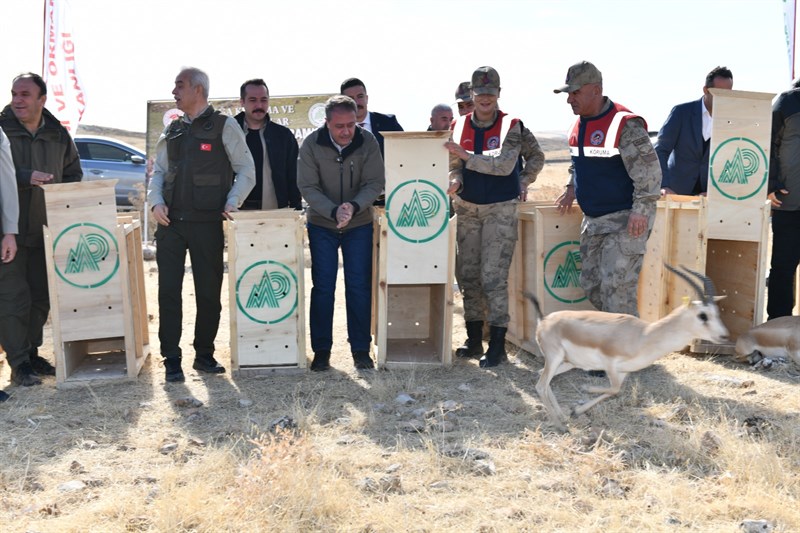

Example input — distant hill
[76,124,146,151]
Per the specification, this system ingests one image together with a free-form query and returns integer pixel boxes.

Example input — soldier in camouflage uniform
[446,66,545,368]
[554,61,661,316]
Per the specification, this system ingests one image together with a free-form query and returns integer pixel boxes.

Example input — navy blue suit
[368,111,403,156]
[655,98,709,194]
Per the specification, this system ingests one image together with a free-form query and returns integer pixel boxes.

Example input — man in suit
[340,78,403,156]
[234,79,301,210]
[655,66,733,195]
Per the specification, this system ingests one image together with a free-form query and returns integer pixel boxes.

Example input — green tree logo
[245,270,292,309]
[236,260,298,324]
[53,223,119,289]
[396,190,441,228]
[710,137,768,200]
[65,233,110,274]
[386,179,449,243]
[543,241,586,304]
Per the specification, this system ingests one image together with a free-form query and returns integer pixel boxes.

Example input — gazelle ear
[712,295,727,302]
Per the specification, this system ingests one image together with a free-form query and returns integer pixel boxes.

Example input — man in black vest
[234,79,301,210]
[148,67,255,382]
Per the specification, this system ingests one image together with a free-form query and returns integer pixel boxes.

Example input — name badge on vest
[200,143,212,152]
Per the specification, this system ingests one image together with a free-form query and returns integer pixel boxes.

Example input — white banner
[784,0,796,81]
[43,0,86,135]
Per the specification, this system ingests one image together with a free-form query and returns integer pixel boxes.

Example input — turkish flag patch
[200,143,212,151]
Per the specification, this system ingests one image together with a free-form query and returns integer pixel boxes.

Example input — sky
[0,0,794,143]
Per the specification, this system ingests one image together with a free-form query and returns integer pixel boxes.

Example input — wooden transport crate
[691,89,774,353]
[375,131,455,368]
[42,181,150,388]
[507,201,591,355]
[638,195,707,322]
[227,210,306,374]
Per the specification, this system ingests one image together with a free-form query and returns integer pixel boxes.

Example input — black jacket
[0,105,82,245]
[234,112,301,209]
[368,111,403,156]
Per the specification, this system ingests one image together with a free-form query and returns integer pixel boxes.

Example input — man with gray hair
[554,61,661,316]
[298,95,385,371]
[148,67,255,382]
[428,103,454,131]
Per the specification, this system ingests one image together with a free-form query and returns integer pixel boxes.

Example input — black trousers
[154,220,224,360]
[0,249,32,368]
[767,209,800,319]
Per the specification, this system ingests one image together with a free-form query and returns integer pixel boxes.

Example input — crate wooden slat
[42,180,150,388]
[507,202,592,354]
[227,210,306,375]
[638,195,707,322]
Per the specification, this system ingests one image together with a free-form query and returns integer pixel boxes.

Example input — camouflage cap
[471,66,500,96]
[553,61,602,93]
[455,81,472,102]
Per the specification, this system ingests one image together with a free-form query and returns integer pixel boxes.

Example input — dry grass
[2,141,800,532]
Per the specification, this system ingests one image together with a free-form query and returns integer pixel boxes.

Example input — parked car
[74,135,147,206]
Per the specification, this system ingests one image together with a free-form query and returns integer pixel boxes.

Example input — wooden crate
[227,210,306,374]
[507,201,591,354]
[638,194,707,322]
[691,89,774,353]
[42,181,150,388]
[376,131,455,368]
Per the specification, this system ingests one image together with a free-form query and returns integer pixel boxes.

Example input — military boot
[456,321,484,358]
[479,326,508,368]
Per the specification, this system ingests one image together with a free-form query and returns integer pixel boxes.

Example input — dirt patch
[2,140,799,531]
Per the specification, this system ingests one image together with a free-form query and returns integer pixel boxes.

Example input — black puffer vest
[164,106,232,221]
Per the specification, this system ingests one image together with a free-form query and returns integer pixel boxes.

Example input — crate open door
[42,180,150,388]
[375,131,455,368]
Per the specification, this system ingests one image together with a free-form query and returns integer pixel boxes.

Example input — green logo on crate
[386,179,448,243]
[710,137,768,200]
[53,223,119,289]
[236,260,298,324]
[543,241,586,304]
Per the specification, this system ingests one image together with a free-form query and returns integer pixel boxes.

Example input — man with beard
[428,104,454,131]
[0,73,82,386]
[234,79,301,210]
[554,61,661,316]
[148,67,255,382]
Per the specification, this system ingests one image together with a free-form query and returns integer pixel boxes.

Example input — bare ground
[1,139,799,532]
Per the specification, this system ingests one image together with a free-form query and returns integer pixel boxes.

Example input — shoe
[310,351,331,371]
[352,351,375,370]
[163,358,185,383]
[0,390,9,402]
[192,354,225,374]
[29,354,56,376]
[455,320,484,358]
[479,326,508,369]
[11,363,42,387]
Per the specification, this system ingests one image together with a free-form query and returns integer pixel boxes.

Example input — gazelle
[735,316,800,367]
[529,265,729,430]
